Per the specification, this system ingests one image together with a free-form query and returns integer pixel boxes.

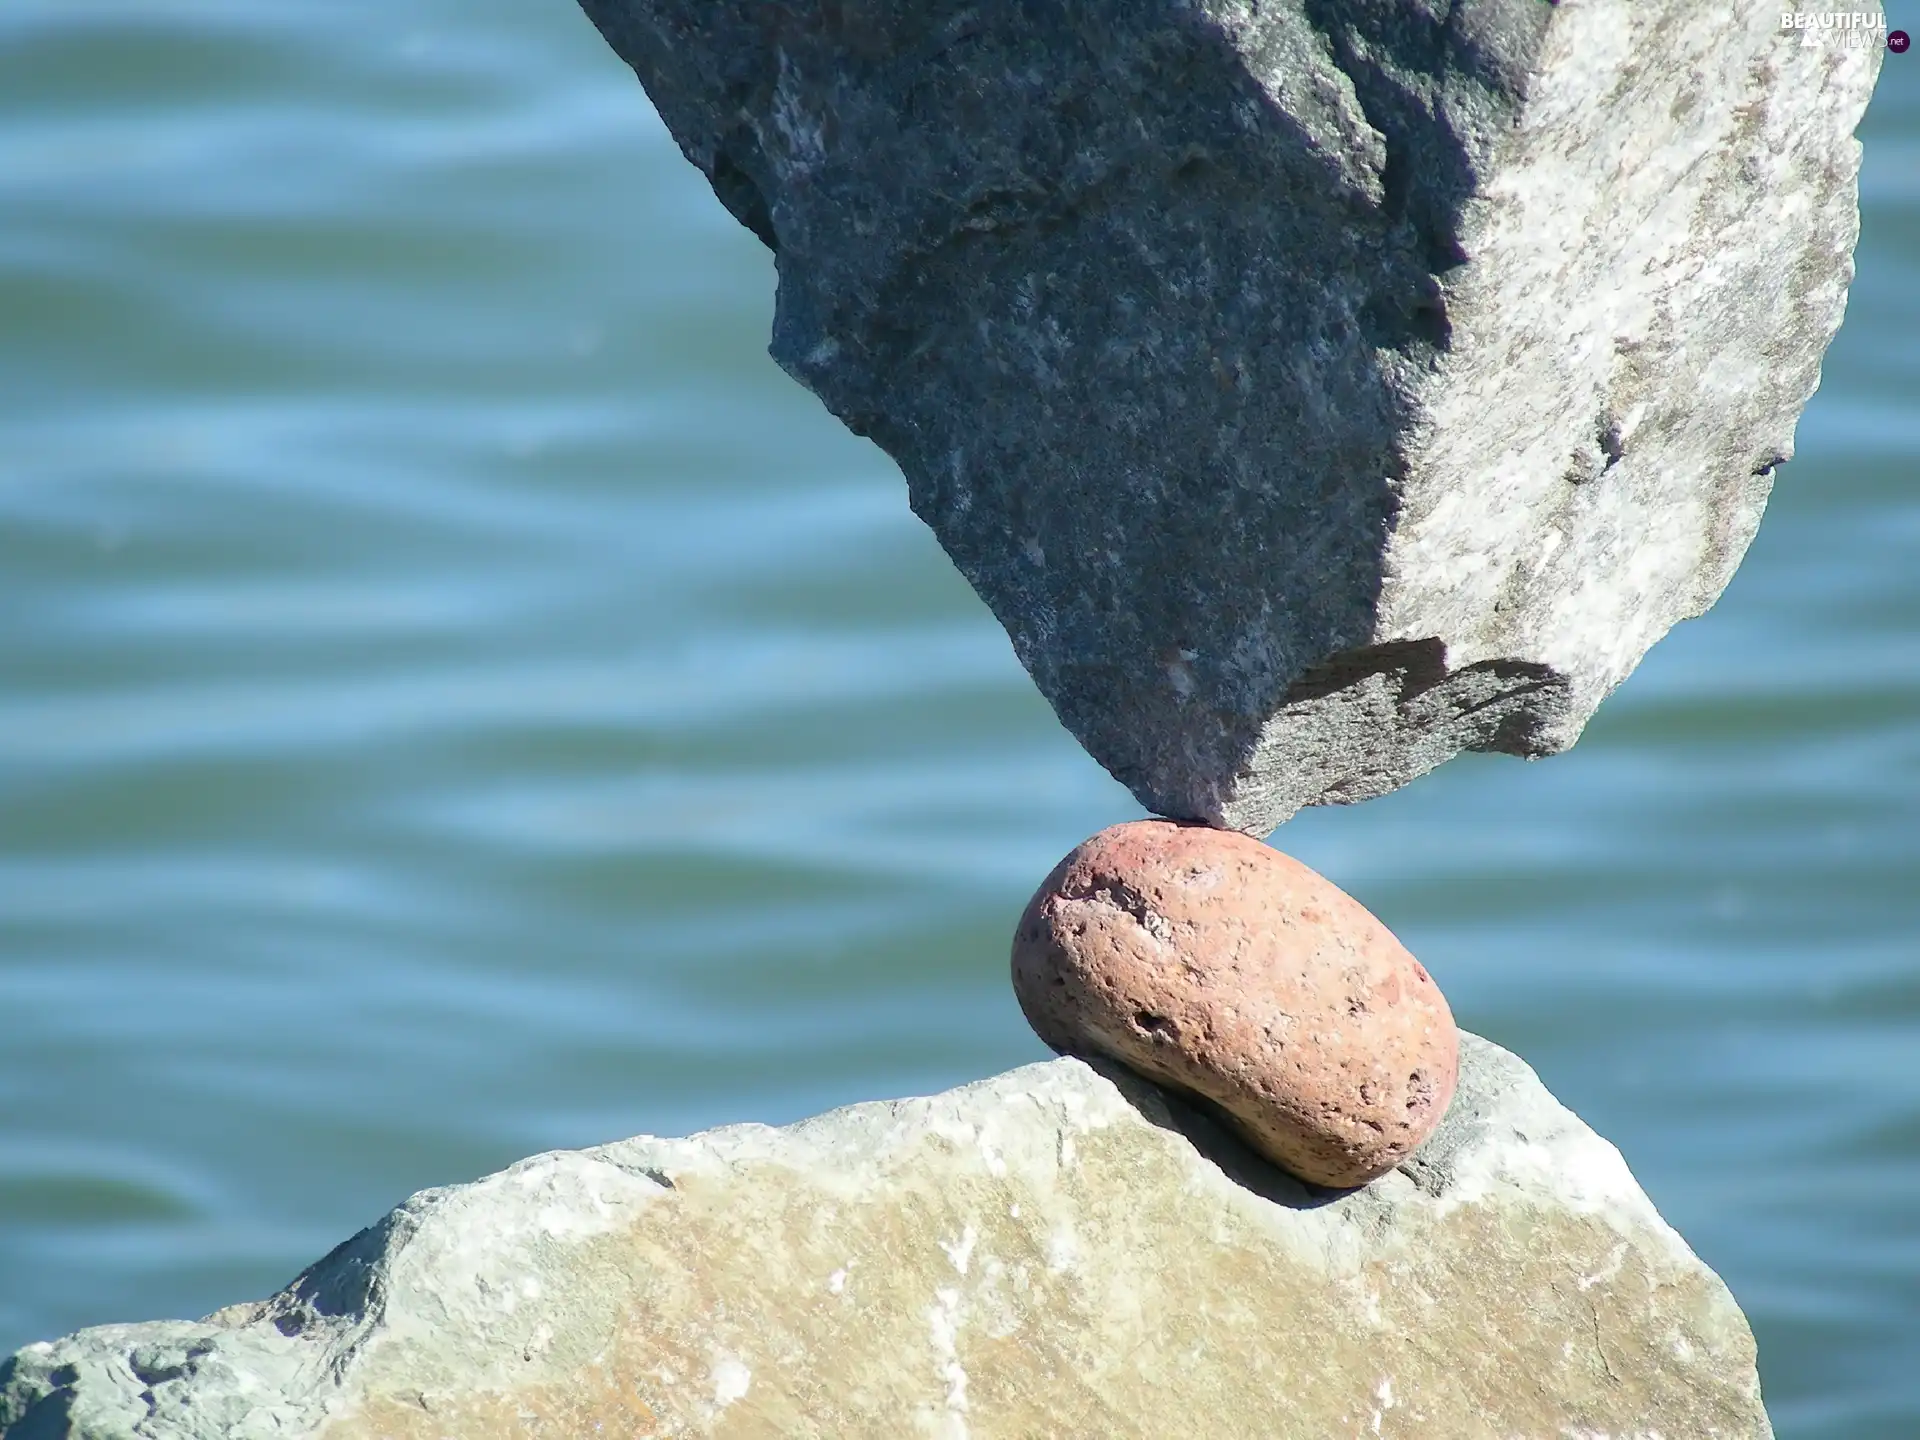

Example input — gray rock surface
[2,1034,1771,1438]
[577,0,1879,832]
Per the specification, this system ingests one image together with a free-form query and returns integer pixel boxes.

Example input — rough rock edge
[0,1033,1766,1439]
[575,0,1880,834]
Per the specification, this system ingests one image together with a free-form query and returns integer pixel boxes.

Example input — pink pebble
[1012,819,1458,1188]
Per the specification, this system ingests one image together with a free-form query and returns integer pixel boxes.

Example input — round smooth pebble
[1011,819,1458,1188]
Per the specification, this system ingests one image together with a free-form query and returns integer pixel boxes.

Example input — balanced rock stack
[572,0,1879,1192]
[0,6,1879,1438]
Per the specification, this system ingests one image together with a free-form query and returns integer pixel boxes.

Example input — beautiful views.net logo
[1778,11,1903,49]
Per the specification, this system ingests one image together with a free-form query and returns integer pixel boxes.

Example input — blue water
[1,5,1916,1434]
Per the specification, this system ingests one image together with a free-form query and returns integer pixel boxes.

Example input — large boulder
[2,1034,1771,1438]
[577,0,1879,832]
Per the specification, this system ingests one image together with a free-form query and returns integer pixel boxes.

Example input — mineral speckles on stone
[0,1040,1774,1439]
[1011,820,1458,1188]
[577,0,1879,834]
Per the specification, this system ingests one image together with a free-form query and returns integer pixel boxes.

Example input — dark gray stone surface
[579,0,1879,832]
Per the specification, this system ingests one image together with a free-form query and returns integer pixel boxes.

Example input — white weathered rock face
[576,0,1880,833]
[2,1035,1770,1438]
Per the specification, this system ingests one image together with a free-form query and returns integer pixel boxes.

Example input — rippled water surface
[2,6,1917,1433]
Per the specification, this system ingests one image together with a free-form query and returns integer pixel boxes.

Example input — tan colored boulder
[1012,819,1456,1188]
[0,1040,1773,1439]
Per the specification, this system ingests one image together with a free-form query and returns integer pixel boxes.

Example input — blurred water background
[0,3,1915,1433]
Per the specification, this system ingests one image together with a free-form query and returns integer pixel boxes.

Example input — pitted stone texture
[576,0,1879,833]
[0,1038,1771,1439]
[1012,819,1456,1187]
